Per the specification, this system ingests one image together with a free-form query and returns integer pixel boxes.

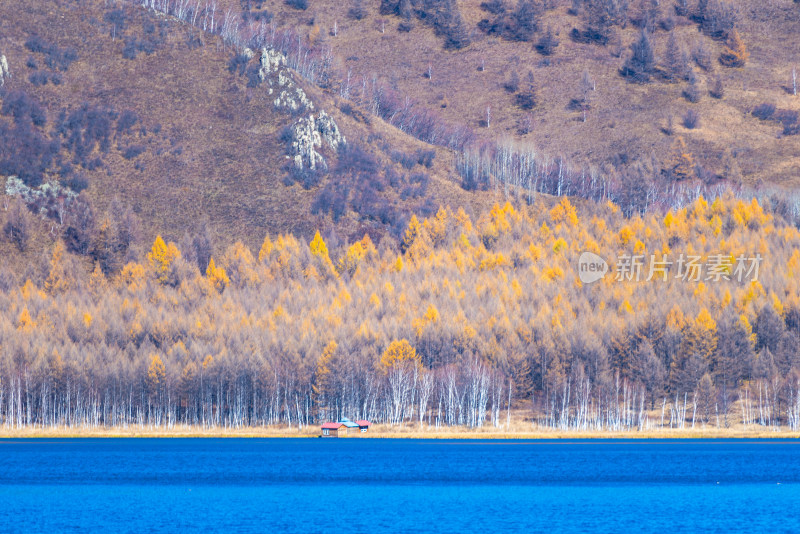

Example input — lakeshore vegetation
[3,195,800,434]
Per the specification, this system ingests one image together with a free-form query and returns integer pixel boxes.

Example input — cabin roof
[321,422,344,429]
[339,420,360,428]
[355,420,371,427]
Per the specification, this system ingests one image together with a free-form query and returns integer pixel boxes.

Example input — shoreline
[1,425,799,439]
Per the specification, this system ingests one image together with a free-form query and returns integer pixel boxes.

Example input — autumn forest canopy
[3,195,800,432]
[1,0,800,434]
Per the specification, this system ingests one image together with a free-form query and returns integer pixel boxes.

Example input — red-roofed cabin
[321,422,344,437]
[355,420,371,433]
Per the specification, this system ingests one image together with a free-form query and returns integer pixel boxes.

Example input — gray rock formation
[5,176,78,223]
[258,48,286,81]
[0,55,9,87]
[256,48,313,113]
[288,112,346,171]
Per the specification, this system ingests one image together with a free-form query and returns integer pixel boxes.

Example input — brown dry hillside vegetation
[0,0,485,270]
[251,0,800,185]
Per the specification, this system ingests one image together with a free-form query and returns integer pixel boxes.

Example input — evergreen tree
[719,30,748,67]
[621,30,655,83]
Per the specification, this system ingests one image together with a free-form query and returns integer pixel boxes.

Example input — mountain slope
[0,0,480,269]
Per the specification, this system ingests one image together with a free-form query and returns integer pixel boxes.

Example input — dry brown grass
[0,0,489,268]
[253,0,800,186]
[3,410,798,439]
[3,425,796,439]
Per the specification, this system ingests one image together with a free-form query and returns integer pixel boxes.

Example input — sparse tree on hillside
[576,0,630,45]
[683,72,701,102]
[682,108,700,129]
[348,0,368,20]
[515,71,536,110]
[509,0,540,41]
[621,30,655,83]
[719,30,748,67]
[575,70,595,121]
[709,76,725,99]
[691,41,713,72]
[634,0,659,33]
[699,0,737,39]
[663,136,695,180]
[4,199,31,252]
[503,70,520,93]
[535,26,559,55]
[664,31,688,82]
[192,223,214,273]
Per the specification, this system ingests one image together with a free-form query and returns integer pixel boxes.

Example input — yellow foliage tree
[206,257,229,292]
[339,235,376,276]
[402,215,423,253]
[310,230,329,260]
[309,231,335,275]
[88,262,107,297]
[314,340,337,398]
[45,241,70,294]
[147,353,166,395]
[550,198,579,226]
[147,236,181,284]
[684,308,718,363]
[380,339,421,372]
[222,242,258,287]
[119,262,146,292]
[258,234,274,263]
[719,30,748,68]
[17,307,35,331]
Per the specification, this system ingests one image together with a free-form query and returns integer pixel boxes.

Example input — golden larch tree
[206,258,229,292]
[719,30,748,68]
[147,236,181,284]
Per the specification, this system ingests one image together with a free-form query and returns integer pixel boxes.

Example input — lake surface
[1,439,799,532]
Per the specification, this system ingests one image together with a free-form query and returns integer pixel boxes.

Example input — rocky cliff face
[249,48,345,171]
[255,48,313,113]
[288,111,346,171]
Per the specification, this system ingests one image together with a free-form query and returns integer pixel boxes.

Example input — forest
[2,194,800,432]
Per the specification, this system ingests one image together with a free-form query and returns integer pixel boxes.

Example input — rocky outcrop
[5,176,78,222]
[0,55,9,86]
[258,47,286,81]
[251,48,345,169]
[288,112,346,171]
[255,48,313,113]
[274,84,313,113]
[315,111,345,152]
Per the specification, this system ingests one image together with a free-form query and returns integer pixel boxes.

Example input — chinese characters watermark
[578,252,762,284]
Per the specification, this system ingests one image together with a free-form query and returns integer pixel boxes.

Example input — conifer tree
[148,236,181,285]
[622,30,655,83]
[663,136,695,180]
[719,30,748,67]
[205,257,229,292]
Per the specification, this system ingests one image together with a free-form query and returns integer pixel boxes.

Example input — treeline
[2,195,800,431]
[454,139,752,217]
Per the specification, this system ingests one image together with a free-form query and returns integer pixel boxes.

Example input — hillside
[0,0,484,272]
[244,0,800,185]
[2,0,800,435]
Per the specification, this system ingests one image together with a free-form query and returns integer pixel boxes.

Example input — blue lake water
[1,438,799,532]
